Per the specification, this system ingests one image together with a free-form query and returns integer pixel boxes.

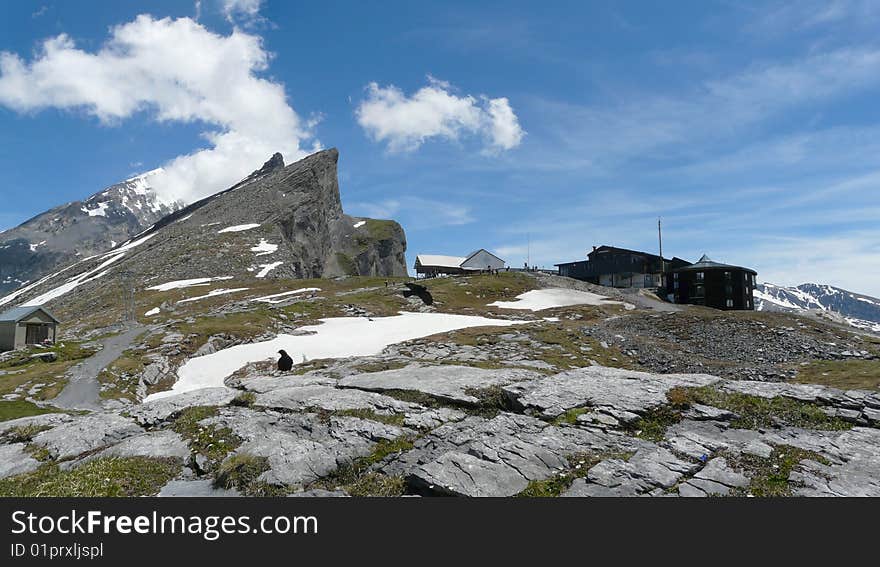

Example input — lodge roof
[415,254,468,269]
[0,305,60,323]
[673,254,757,274]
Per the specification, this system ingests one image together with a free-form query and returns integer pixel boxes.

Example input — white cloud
[0,15,316,204]
[221,0,263,24]
[355,76,524,153]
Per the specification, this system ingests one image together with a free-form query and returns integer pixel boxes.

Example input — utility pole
[526,232,531,271]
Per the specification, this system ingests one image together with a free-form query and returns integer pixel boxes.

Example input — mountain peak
[259,152,285,174]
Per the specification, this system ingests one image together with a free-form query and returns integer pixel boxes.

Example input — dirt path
[52,324,147,411]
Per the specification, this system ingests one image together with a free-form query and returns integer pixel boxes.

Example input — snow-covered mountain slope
[0,149,407,315]
[755,282,880,333]
[0,168,183,296]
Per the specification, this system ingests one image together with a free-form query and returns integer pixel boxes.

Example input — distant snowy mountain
[0,168,183,296]
[755,282,880,333]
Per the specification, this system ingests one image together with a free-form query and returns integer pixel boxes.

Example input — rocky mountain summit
[0,148,407,315]
[756,282,880,333]
[0,168,181,296]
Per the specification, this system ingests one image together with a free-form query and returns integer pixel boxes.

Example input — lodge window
[726,299,734,308]
[724,271,731,280]
[694,284,705,298]
[725,284,733,296]
[695,272,704,281]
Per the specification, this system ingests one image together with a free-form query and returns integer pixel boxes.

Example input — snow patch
[144,307,161,317]
[250,239,278,256]
[255,262,283,278]
[145,312,530,400]
[2,232,158,308]
[218,223,260,234]
[489,288,635,311]
[29,241,47,252]
[81,202,110,217]
[353,221,366,228]
[146,276,234,292]
[177,288,249,304]
[253,288,321,304]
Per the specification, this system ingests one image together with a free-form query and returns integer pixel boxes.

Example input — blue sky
[1,1,880,295]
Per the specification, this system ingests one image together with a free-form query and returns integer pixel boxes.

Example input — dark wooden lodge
[667,255,757,310]
[556,245,690,289]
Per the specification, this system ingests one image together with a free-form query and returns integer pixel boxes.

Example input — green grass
[0,342,96,370]
[335,253,358,276]
[420,272,537,312]
[430,321,636,372]
[343,473,406,497]
[0,457,181,497]
[214,454,271,493]
[0,400,60,422]
[727,446,830,497]
[0,342,98,402]
[0,423,52,443]
[170,406,241,466]
[551,407,592,426]
[792,359,880,391]
[98,349,150,401]
[321,408,406,427]
[230,392,256,407]
[667,386,852,431]
[627,405,684,442]
[364,219,399,241]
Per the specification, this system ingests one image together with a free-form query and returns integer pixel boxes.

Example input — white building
[414,249,506,277]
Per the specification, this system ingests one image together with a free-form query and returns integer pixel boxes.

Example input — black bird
[277,349,294,372]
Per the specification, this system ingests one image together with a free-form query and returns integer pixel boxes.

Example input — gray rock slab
[585,446,698,493]
[255,385,420,414]
[0,444,41,479]
[684,403,739,421]
[382,412,640,497]
[503,366,720,418]
[128,387,237,426]
[694,457,749,488]
[562,478,643,497]
[0,413,73,436]
[208,407,409,487]
[409,451,530,497]
[158,479,240,497]
[679,478,732,497]
[235,374,337,393]
[288,489,349,497]
[338,365,541,405]
[402,407,467,430]
[72,431,190,466]
[32,413,143,461]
